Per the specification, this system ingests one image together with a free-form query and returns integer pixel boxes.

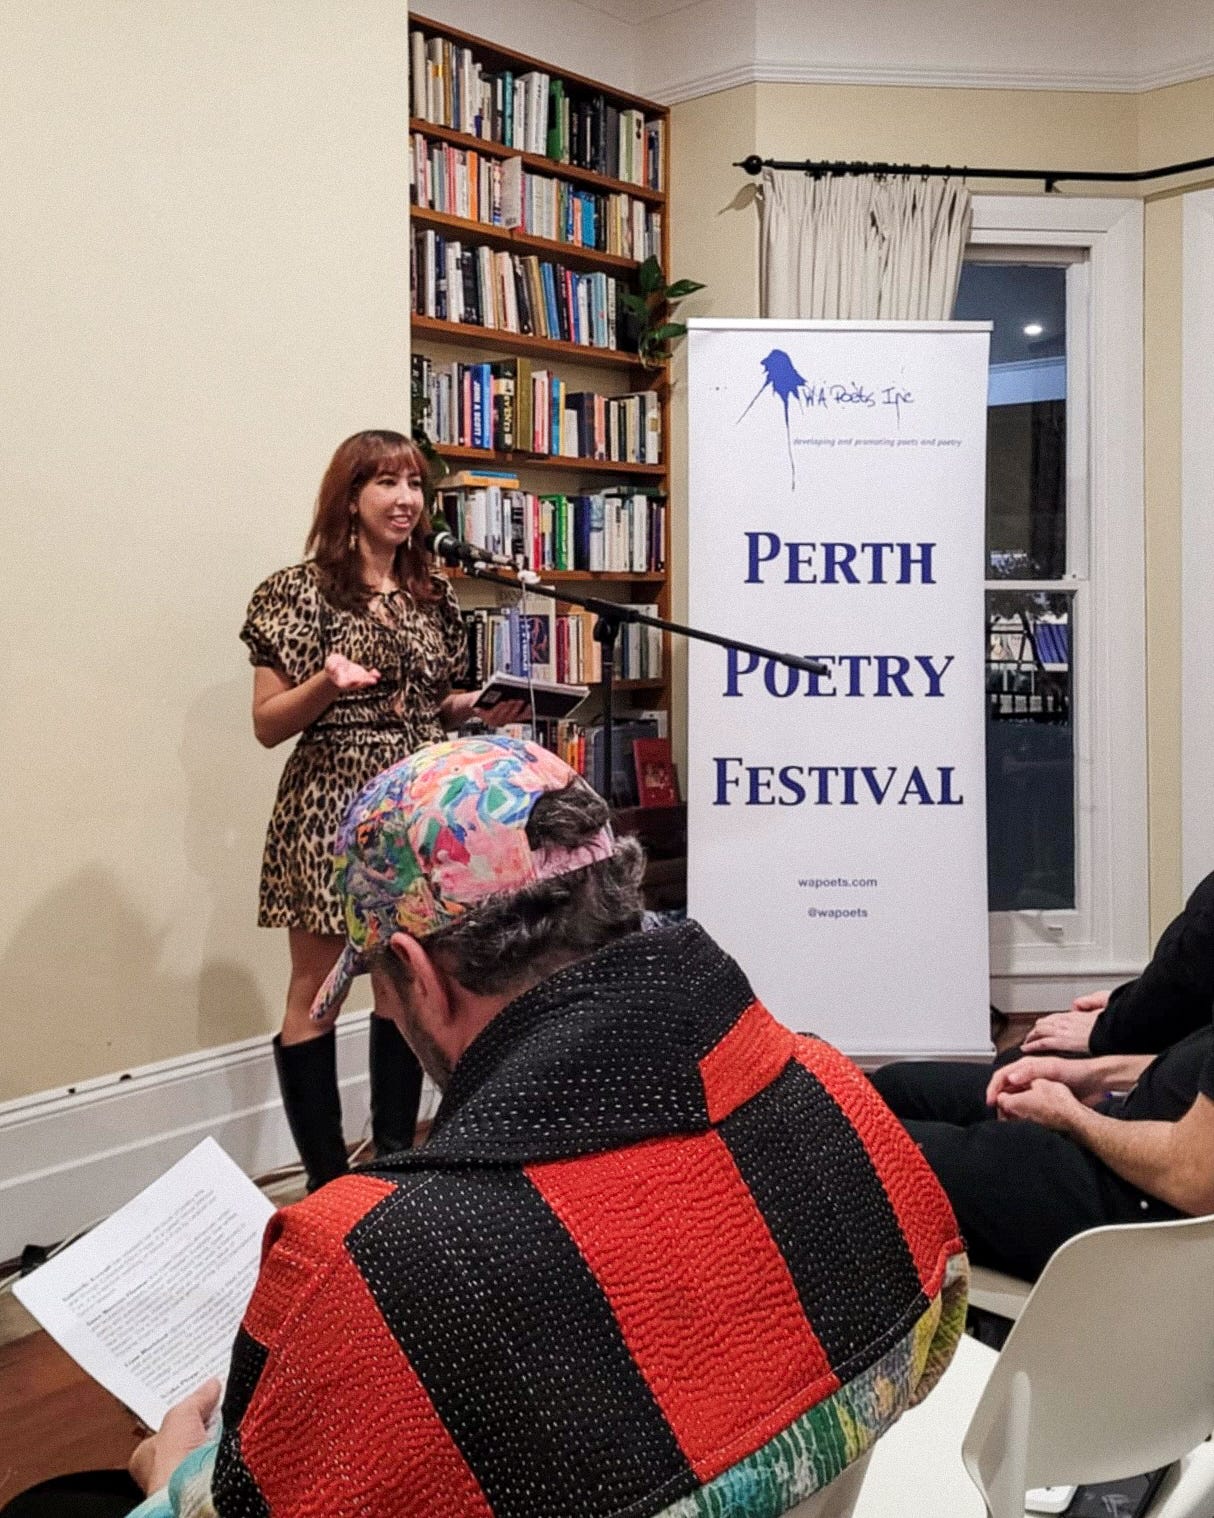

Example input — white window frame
[971,196,1147,1013]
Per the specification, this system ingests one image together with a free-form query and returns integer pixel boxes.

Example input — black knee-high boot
[368,1015,424,1159]
[272,1031,349,1191]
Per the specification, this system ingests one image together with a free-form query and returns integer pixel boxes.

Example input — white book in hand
[472,671,589,721]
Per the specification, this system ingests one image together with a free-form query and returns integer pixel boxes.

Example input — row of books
[543,78,659,190]
[461,601,661,683]
[461,714,663,808]
[410,32,542,150]
[412,229,629,351]
[458,609,663,780]
[459,605,603,687]
[460,606,529,686]
[463,604,659,686]
[410,137,663,263]
[546,381,659,465]
[409,29,664,191]
[610,612,662,680]
[437,486,666,574]
[489,717,591,778]
[488,717,667,809]
[413,354,660,464]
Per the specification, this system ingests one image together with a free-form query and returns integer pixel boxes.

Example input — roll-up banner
[687,319,992,1056]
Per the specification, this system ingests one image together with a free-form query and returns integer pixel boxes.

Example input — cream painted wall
[1138,75,1214,932]
[1139,73,1214,165]
[750,85,1138,172]
[0,0,412,1101]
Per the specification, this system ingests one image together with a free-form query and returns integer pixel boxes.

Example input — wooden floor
[0,1327,144,1505]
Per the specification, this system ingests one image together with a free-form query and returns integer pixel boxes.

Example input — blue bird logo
[739,349,812,489]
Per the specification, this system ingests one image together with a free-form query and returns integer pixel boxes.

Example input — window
[956,258,1076,913]
[966,200,1147,1008]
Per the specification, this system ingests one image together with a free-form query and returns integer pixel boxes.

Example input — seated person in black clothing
[871,870,1214,1280]
[1020,868,1214,1060]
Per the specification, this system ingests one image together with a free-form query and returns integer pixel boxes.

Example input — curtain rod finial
[738,154,764,176]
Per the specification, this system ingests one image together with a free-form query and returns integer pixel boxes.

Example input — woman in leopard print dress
[241,430,525,1189]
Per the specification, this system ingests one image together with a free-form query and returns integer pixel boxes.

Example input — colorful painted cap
[310,735,614,1022]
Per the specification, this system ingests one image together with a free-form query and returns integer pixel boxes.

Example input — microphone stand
[450,557,827,806]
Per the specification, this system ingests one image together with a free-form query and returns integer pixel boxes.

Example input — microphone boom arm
[448,562,827,806]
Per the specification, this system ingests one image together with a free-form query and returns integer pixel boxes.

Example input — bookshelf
[409,12,673,812]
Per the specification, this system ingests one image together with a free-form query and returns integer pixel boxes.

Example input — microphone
[424,528,517,570]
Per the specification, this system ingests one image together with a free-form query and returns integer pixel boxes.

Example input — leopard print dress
[241,562,467,935]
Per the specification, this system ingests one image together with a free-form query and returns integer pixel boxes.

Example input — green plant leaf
[619,291,650,316]
[645,321,687,344]
[638,255,664,295]
[664,278,705,300]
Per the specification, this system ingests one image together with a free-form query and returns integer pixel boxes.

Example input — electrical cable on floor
[0,1220,102,1297]
[0,1118,381,1296]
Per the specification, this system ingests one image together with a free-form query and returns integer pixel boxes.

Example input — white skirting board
[0,1010,441,1265]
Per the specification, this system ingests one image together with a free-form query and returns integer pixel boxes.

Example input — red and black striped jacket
[212,921,967,1517]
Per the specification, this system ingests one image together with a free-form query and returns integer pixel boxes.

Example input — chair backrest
[961,1214,1214,1518]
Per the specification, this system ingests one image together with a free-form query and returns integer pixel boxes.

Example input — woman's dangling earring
[348,515,358,553]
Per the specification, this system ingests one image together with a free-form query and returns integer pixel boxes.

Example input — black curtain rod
[735,152,1214,194]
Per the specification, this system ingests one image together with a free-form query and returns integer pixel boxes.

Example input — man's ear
[387,932,451,1020]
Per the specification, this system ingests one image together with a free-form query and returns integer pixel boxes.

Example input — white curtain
[758,170,972,321]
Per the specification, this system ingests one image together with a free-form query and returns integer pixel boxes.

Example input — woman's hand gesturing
[324,652,381,691]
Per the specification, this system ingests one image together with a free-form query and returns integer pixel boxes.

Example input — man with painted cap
[127,735,967,1518]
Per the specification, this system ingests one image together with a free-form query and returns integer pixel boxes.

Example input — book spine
[492,362,515,450]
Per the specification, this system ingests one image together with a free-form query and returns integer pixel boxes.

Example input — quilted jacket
[136,920,967,1518]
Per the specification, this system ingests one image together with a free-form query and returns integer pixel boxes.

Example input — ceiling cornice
[571,0,644,20]
[574,0,702,21]
[649,54,1214,106]
[1131,55,1214,92]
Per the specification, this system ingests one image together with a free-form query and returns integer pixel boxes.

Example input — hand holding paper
[128,1377,222,1496]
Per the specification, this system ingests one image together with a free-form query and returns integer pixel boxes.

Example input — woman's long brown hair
[305,430,441,609]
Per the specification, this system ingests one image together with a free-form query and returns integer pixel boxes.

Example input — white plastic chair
[964,1214,1214,1518]
[852,1215,1214,1518]
[967,1263,1032,1323]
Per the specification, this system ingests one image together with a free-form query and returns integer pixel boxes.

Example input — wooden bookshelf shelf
[436,443,662,476]
[410,118,667,207]
[452,570,666,585]
[412,314,650,369]
[410,205,642,276]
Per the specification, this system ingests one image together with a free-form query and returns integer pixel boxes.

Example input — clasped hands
[985,989,1114,1130]
[985,1055,1107,1132]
